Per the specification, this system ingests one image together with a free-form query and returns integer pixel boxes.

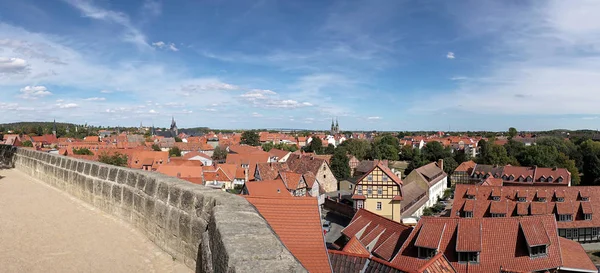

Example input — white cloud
[152,41,166,48]
[63,0,149,48]
[0,57,28,73]
[446,52,455,59]
[252,112,263,117]
[241,89,277,99]
[450,76,468,81]
[84,97,105,101]
[240,89,313,109]
[56,99,64,102]
[180,82,239,95]
[19,85,51,99]
[57,103,79,109]
[152,41,179,52]
[367,116,381,120]
[100,90,112,93]
[149,109,158,114]
[202,108,217,112]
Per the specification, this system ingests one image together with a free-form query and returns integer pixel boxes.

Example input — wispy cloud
[84,97,106,101]
[446,52,455,59]
[0,57,28,74]
[19,85,51,99]
[142,0,162,16]
[57,102,79,109]
[367,116,381,120]
[62,0,149,49]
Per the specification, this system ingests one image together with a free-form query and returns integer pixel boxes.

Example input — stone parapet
[0,145,306,273]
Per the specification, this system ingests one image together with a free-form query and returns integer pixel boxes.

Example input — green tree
[339,139,371,160]
[174,136,183,142]
[504,139,525,159]
[151,144,161,151]
[371,144,399,161]
[479,144,510,165]
[262,142,274,152]
[169,147,182,157]
[405,148,425,175]
[324,144,336,155]
[212,146,228,161]
[241,131,260,146]
[516,145,559,167]
[422,141,451,162]
[274,143,298,152]
[330,148,351,180]
[22,140,33,147]
[36,126,44,136]
[443,156,458,176]
[72,148,94,155]
[98,152,128,167]
[453,149,470,164]
[508,127,518,139]
[578,140,600,185]
[305,137,323,154]
[399,145,414,161]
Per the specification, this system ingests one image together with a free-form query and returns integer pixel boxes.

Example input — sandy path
[0,168,192,273]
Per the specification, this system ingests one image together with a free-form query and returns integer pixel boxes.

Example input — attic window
[417,247,436,259]
[491,213,505,218]
[547,177,553,182]
[538,197,546,202]
[556,197,564,202]
[526,176,532,182]
[582,197,590,202]
[492,196,500,201]
[557,177,563,183]
[518,177,524,182]
[509,175,515,180]
[368,174,373,182]
[558,214,572,222]
[382,175,388,182]
[466,194,475,200]
[503,175,509,181]
[518,197,526,202]
[464,211,473,218]
[530,245,547,258]
[585,213,592,221]
[458,252,479,264]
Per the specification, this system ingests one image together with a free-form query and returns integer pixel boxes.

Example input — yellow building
[351,161,403,222]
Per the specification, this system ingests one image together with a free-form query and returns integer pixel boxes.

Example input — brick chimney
[438,159,444,171]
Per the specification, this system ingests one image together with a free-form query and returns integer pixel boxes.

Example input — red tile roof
[519,217,551,247]
[268,148,290,160]
[279,171,304,190]
[341,209,412,261]
[454,160,476,173]
[156,165,203,179]
[245,196,331,273]
[452,184,600,229]
[328,250,369,273]
[558,237,598,272]
[255,162,289,181]
[243,180,292,197]
[342,236,370,255]
[414,221,446,249]
[226,153,269,180]
[456,219,482,252]
[415,253,456,273]
[391,215,567,273]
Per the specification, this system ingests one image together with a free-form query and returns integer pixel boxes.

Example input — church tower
[170,116,178,137]
[52,119,57,137]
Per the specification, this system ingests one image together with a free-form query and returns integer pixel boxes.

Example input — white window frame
[376,202,382,210]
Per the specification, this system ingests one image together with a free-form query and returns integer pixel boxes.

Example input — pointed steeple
[52,119,57,136]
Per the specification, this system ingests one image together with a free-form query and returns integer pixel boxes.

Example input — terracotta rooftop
[558,237,598,272]
[452,184,600,229]
[245,196,331,273]
[243,180,292,197]
[391,215,573,273]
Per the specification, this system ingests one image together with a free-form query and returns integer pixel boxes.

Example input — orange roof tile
[243,180,291,197]
[558,237,598,272]
[245,196,331,273]
[342,236,370,255]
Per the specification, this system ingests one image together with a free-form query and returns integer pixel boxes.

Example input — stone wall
[0,145,306,273]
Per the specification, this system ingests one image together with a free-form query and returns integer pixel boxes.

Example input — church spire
[52,119,57,137]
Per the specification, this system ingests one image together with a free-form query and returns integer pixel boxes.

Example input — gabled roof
[558,237,598,273]
[278,171,304,190]
[245,196,330,273]
[454,160,476,173]
[415,161,447,186]
[414,222,445,249]
[391,215,567,273]
[226,152,270,180]
[519,217,551,247]
[243,180,291,197]
[268,148,290,160]
[328,250,369,273]
[456,219,482,252]
[255,162,289,181]
[343,236,370,255]
[341,209,412,261]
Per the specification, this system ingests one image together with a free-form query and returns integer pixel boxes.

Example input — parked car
[322,220,331,233]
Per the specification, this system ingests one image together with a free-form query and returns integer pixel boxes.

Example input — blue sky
[1,0,600,131]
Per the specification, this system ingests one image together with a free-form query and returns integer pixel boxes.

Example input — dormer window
[466,194,475,200]
[585,213,592,221]
[509,175,514,180]
[539,176,545,182]
[538,197,546,202]
[557,177,563,183]
[464,211,473,218]
[491,213,505,218]
[526,176,532,182]
[458,252,480,264]
[582,197,590,202]
[518,197,526,202]
[503,175,509,181]
[558,214,572,222]
[492,196,500,201]
[417,247,436,259]
[530,245,548,258]
[556,197,564,202]
[518,177,524,182]
[547,177,553,182]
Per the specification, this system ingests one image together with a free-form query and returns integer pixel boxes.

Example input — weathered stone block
[117,169,128,184]
[180,189,194,213]
[122,187,134,209]
[168,186,181,208]
[179,213,191,244]
[77,161,84,173]
[126,171,138,188]
[93,179,103,197]
[108,167,118,182]
[135,173,147,191]
[157,180,170,202]
[102,180,112,199]
[84,162,91,175]
[98,166,108,180]
[143,175,157,197]
[154,201,169,228]
[133,192,145,214]
[90,164,99,177]
[191,217,208,247]
[85,177,94,194]
[112,184,123,204]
